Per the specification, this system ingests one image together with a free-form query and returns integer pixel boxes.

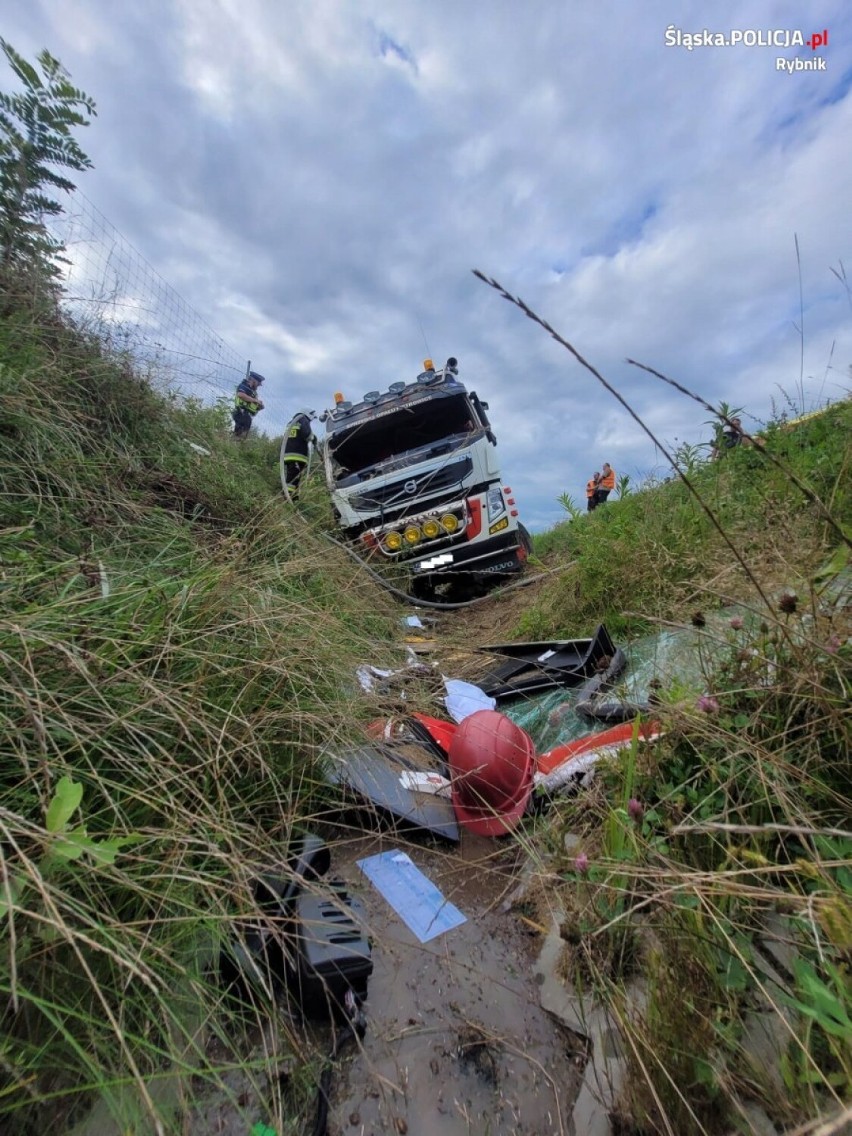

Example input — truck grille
[349,457,473,513]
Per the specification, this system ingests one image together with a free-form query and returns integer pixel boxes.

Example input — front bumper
[411,530,524,577]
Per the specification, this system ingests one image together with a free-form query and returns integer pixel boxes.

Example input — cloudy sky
[4,1,851,530]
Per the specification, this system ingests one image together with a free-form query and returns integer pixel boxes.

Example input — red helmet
[448,710,535,836]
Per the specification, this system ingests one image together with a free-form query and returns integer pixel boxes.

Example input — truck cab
[321,357,528,595]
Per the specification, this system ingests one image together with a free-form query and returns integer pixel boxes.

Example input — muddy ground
[182,823,584,1136]
[406,573,555,679]
[323,581,586,1135]
[184,578,588,1136]
[450,574,554,642]
[326,830,584,1136]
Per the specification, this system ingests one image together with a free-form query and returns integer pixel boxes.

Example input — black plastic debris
[477,624,620,700]
[290,883,372,1020]
[253,832,331,915]
[574,647,642,722]
[323,742,461,843]
[219,834,372,1022]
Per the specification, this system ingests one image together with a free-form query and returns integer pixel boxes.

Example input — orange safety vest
[599,468,616,491]
[586,479,597,499]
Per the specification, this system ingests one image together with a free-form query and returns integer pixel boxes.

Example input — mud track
[327,832,584,1136]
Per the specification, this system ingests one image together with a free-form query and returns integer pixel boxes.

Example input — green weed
[0,285,402,1134]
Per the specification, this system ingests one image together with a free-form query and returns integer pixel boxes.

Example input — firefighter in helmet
[281,408,318,499]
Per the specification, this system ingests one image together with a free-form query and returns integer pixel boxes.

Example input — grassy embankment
[0,291,412,1134]
[1,276,849,1135]
[510,401,851,1134]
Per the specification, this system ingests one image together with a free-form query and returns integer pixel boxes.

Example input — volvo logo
[404,479,417,494]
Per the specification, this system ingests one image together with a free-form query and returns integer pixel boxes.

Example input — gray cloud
[3,0,850,528]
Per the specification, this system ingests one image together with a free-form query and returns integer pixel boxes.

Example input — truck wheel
[448,577,480,603]
[518,523,533,556]
[410,576,436,601]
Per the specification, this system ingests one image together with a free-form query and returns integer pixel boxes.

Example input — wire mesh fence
[47,192,249,412]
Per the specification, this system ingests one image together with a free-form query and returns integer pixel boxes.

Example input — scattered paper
[443,678,495,722]
[355,664,394,692]
[399,770,452,797]
[358,850,467,942]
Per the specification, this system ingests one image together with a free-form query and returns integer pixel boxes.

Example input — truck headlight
[486,485,506,522]
[384,531,403,552]
[440,513,459,533]
[422,518,441,539]
[403,526,421,545]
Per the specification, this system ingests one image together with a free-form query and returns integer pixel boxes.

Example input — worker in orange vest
[595,462,616,506]
[586,472,600,512]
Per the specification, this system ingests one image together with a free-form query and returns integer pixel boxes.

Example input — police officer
[233,371,265,438]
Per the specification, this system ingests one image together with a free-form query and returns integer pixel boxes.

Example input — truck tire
[410,576,436,602]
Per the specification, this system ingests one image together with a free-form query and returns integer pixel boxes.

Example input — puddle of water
[328,832,584,1136]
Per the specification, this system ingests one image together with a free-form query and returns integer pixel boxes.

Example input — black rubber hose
[322,531,555,610]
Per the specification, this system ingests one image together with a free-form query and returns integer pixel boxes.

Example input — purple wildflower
[697,694,720,714]
[729,617,744,630]
[825,634,841,655]
[574,852,589,876]
[627,798,644,823]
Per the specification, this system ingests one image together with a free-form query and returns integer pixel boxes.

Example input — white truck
[320,357,529,597]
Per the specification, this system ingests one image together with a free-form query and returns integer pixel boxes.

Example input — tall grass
[2,265,850,1135]
[530,504,851,1131]
[0,291,403,1134]
[470,274,851,1134]
[549,589,850,1134]
[527,401,850,640]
